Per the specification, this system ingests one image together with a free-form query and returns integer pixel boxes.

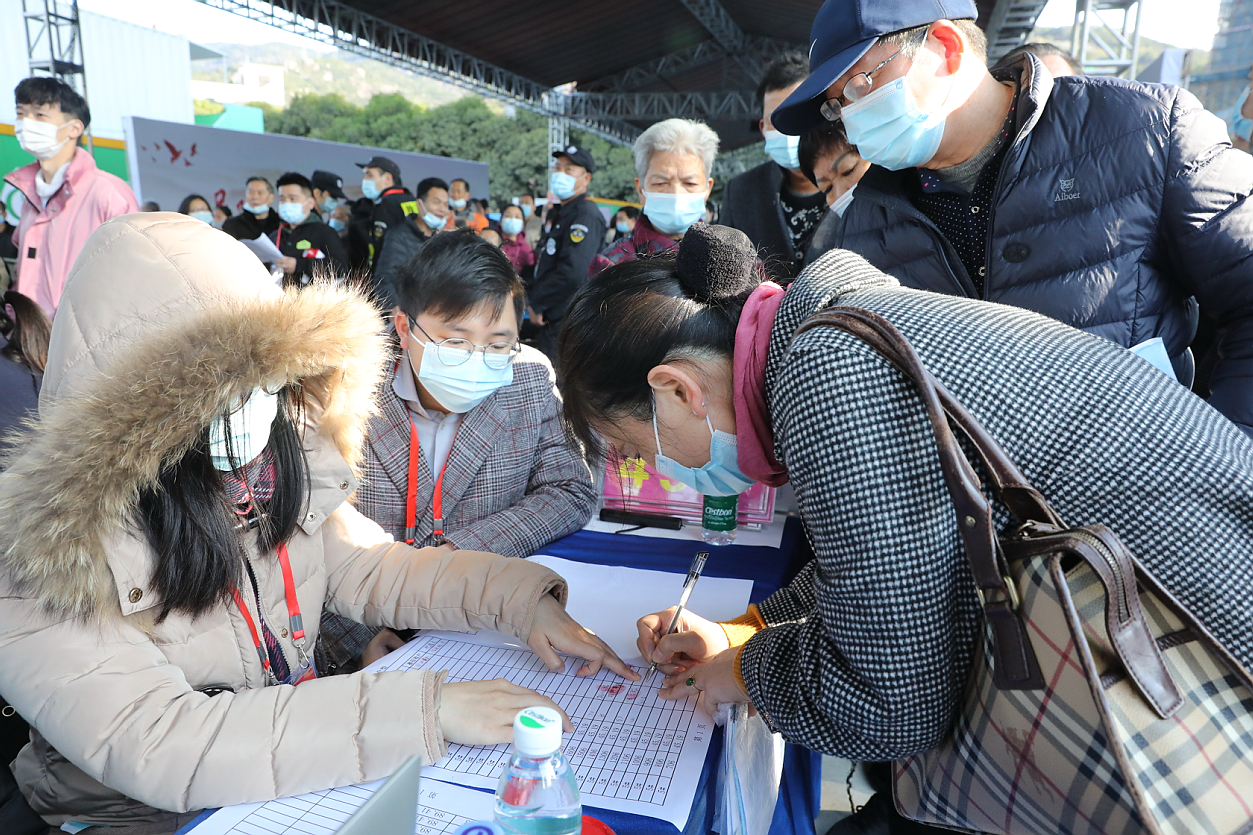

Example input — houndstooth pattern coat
[317,345,597,672]
[738,248,1253,762]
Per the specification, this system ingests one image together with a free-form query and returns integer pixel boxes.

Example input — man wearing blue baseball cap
[776,0,1253,439]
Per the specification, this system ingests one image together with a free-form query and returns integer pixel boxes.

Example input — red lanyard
[231,542,308,684]
[405,417,453,544]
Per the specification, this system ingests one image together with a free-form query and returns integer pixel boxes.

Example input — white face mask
[832,186,856,217]
[190,210,214,224]
[15,118,70,161]
[207,388,280,471]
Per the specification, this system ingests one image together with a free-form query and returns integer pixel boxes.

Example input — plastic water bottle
[494,707,581,835]
[702,494,738,546]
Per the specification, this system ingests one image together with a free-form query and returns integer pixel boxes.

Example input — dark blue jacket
[827,54,1253,434]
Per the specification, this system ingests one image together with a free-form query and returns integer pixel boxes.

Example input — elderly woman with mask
[588,118,719,276]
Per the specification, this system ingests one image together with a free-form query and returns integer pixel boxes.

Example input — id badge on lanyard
[232,542,316,686]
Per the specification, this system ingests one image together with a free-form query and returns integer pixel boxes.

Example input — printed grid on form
[393,633,711,808]
[201,779,487,835]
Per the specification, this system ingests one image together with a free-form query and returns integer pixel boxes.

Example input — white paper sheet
[527,555,754,664]
[368,631,716,830]
[188,777,491,835]
[240,233,285,264]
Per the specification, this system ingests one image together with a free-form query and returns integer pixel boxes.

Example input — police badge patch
[546,237,557,255]
[570,223,589,244]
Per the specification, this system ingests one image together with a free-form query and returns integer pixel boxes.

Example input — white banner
[124,116,489,213]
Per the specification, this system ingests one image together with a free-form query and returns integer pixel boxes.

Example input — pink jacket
[4,150,138,317]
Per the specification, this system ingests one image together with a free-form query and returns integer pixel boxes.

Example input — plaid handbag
[798,308,1253,835]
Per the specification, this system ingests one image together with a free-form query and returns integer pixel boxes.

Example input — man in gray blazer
[317,230,598,674]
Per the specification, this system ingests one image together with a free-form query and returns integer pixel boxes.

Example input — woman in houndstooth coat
[556,223,1253,763]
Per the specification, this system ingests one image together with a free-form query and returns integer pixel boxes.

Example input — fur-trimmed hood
[0,213,387,619]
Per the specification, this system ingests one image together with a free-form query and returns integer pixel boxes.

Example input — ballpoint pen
[645,551,709,682]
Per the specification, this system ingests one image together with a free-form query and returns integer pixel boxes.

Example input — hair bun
[674,222,762,303]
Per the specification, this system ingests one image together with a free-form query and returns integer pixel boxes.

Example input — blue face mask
[763,130,801,170]
[616,220,632,235]
[651,405,757,497]
[841,76,947,171]
[520,203,533,217]
[550,171,578,201]
[1234,88,1253,144]
[243,201,270,215]
[411,344,513,413]
[420,200,446,232]
[501,216,524,236]
[277,202,308,225]
[832,185,856,217]
[321,196,339,215]
[643,191,707,237]
[361,177,381,200]
[190,210,214,224]
[328,217,346,232]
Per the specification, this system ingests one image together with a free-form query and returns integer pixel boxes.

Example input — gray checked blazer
[316,345,597,673]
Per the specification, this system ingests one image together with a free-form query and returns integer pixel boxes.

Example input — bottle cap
[512,706,563,756]
[453,823,504,835]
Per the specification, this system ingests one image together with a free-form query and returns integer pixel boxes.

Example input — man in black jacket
[721,53,830,284]
[271,172,350,286]
[372,177,451,309]
[529,145,604,359]
[775,0,1253,435]
[356,155,416,272]
[221,176,280,242]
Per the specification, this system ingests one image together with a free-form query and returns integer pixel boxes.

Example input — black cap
[311,170,346,199]
[552,144,596,173]
[357,155,402,185]
[772,0,978,136]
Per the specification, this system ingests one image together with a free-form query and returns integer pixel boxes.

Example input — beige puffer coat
[0,213,567,830]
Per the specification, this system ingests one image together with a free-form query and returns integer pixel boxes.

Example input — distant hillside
[1028,26,1210,77]
[193,42,470,108]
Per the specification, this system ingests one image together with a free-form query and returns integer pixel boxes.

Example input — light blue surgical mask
[550,171,578,201]
[501,216,524,236]
[1234,88,1253,144]
[328,217,346,232]
[643,191,707,237]
[520,203,533,217]
[277,202,308,225]
[616,220,632,235]
[420,200,446,232]
[449,197,468,210]
[189,210,214,224]
[208,388,279,471]
[411,344,513,413]
[651,404,757,497]
[832,185,856,217]
[361,178,381,200]
[243,201,270,215]
[763,130,801,170]
[841,75,947,171]
[321,196,339,215]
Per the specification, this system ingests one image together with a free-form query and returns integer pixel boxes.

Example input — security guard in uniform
[528,144,605,359]
[354,155,417,272]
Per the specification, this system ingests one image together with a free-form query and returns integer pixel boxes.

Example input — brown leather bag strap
[795,307,1046,687]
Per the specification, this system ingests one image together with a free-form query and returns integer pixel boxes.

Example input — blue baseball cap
[772,0,978,136]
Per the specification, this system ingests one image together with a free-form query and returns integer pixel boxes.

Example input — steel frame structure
[22,0,91,150]
[1071,0,1143,78]
[983,0,1052,61]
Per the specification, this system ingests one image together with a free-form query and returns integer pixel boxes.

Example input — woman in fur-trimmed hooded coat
[0,213,619,833]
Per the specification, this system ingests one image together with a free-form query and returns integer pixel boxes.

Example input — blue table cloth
[182,518,820,835]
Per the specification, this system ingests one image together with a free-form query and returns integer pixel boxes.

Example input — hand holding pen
[636,552,731,681]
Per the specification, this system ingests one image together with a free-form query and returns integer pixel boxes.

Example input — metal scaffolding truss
[585,36,794,94]
[1071,0,1143,78]
[568,91,758,121]
[677,0,759,82]
[196,0,641,146]
[982,0,1052,61]
[22,0,91,149]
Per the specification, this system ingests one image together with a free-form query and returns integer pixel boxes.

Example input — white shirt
[392,358,462,476]
[34,162,68,208]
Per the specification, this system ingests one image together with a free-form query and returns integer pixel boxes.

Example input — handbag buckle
[977,577,1021,611]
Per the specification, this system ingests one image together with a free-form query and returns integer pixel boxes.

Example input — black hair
[502,203,525,217]
[137,388,308,622]
[616,206,640,221]
[417,177,449,200]
[993,42,1081,74]
[755,51,810,113]
[450,177,470,189]
[178,194,211,215]
[394,229,524,326]
[0,290,51,373]
[558,224,762,457]
[245,176,274,194]
[276,171,314,197]
[216,204,233,218]
[141,201,161,212]
[798,120,854,186]
[15,77,90,128]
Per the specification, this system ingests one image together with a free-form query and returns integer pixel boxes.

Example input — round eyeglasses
[819,29,929,122]
[413,321,520,370]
